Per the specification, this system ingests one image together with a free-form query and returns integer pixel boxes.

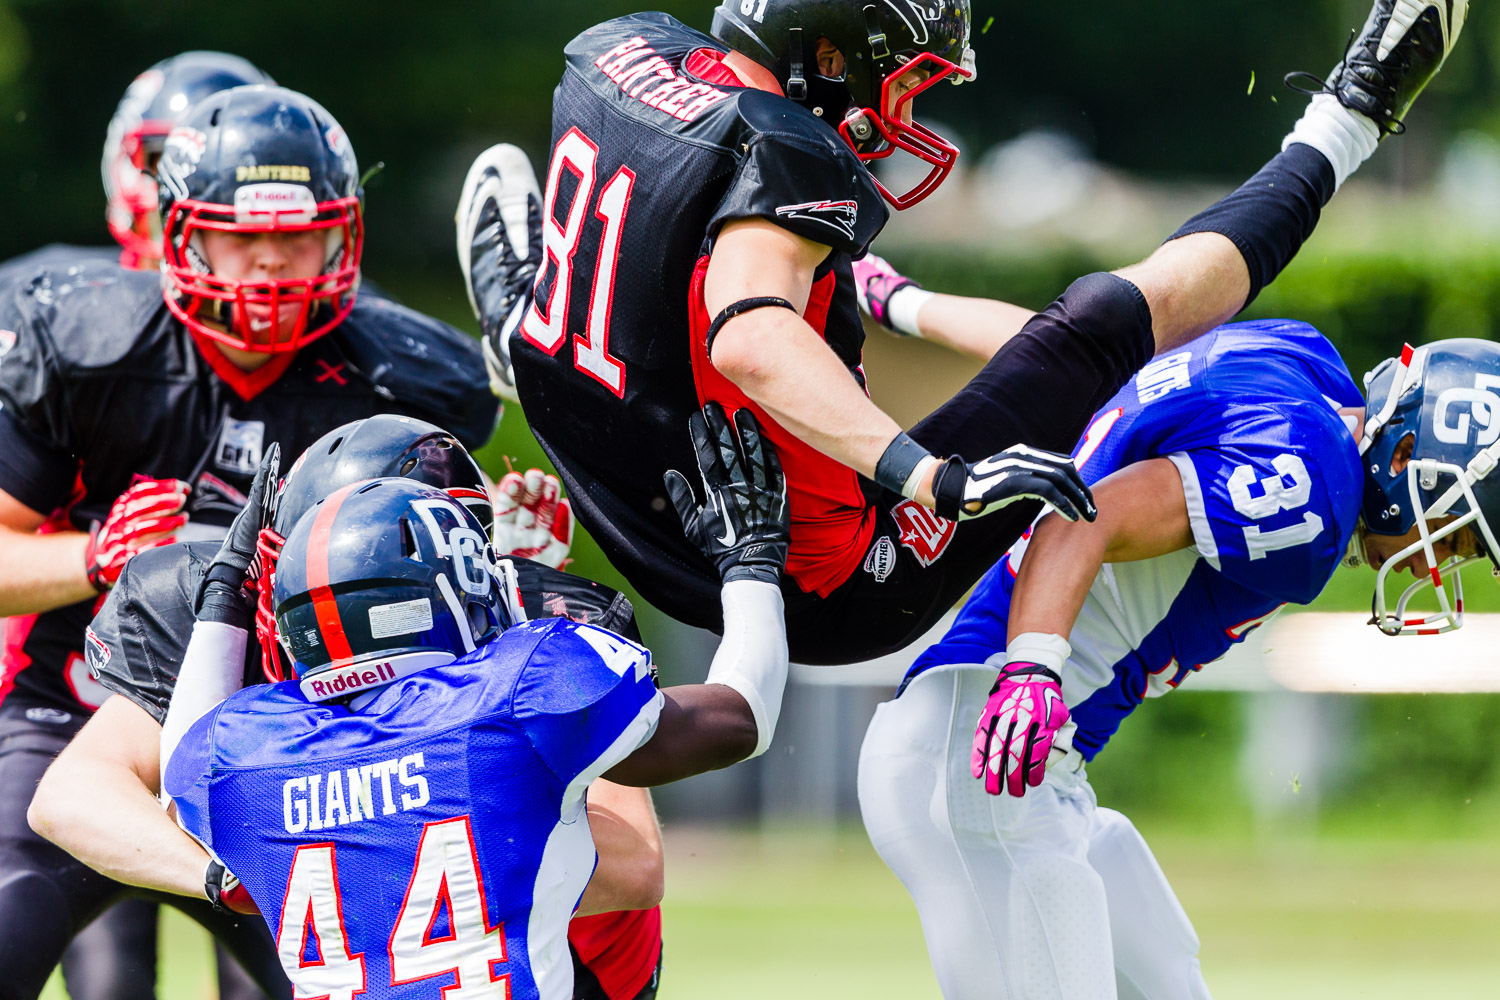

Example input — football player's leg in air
[460,0,1465,665]
[859,329,1500,1000]
[0,83,498,997]
[30,416,666,1000]
[67,402,785,999]
[0,52,293,1000]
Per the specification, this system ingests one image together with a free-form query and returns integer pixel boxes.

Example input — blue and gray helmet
[1357,338,1500,635]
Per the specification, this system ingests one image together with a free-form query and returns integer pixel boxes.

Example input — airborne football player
[460,0,1452,665]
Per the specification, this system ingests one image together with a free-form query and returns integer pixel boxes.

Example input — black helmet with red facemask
[711,0,976,209]
[102,52,274,269]
[253,415,493,683]
[156,85,364,355]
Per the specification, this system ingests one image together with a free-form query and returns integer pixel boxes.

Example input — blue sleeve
[1165,404,1348,606]
[513,620,664,786]
[163,707,220,850]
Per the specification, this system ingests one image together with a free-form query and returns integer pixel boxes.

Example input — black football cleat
[1288,0,1468,136]
[456,144,542,402]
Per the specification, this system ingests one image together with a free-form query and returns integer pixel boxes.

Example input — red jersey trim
[683,48,750,88]
[0,612,39,710]
[191,331,297,402]
[568,907,663,1000]
[688,255,876,597]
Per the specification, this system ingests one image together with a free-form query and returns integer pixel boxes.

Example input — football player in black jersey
[0,86,497,998]
[463,0,1459,665]
[0,50,282,1000]
[28,416,667,1000]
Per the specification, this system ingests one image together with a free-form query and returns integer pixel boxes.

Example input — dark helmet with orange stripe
[271,477,516,703]
[254,415,492,683]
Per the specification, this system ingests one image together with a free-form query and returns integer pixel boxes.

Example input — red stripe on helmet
[305,483,359,666]
[1400,343,1415,366]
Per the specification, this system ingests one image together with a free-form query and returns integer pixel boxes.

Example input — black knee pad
[0,870,76,1000]
[1049,271,1154,377]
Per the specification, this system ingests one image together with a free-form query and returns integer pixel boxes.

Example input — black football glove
[931,444,1096,523]
[663,404,789,586]
[205,857,258,915]
[194,444,280,629]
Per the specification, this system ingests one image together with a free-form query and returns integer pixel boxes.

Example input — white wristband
[887,286,935,338]
[902,455,941,502]
[705,579,788,758]
[994,631,1072,675]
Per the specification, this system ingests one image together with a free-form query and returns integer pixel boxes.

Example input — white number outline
[522,127,634,397]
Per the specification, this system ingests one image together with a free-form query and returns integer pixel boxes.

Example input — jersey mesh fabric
[906,320,1365,758]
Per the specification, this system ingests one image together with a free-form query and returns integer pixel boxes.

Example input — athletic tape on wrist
[998,631,1072,675]
[887,286,935,338]
[875,432,938,499]
[705,296,797,352]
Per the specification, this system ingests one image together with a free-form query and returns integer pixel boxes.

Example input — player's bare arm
[28,695,210,899]
[576,781,665,916]
[1006,459,1194,640]
[853,252,1036,360]
[0,488,95,615]
[706,219,917,497]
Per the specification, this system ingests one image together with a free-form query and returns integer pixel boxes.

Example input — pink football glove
[972,662,1072,797]
[85,478,190,592]
[493,468,574,569]
[851,252,923,334]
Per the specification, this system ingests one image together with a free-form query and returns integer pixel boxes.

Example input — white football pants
[858,664,1212,1000]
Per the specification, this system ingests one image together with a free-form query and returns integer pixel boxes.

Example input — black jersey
[512,12,887,631]
[0,245,120,293]
[0,262,496,725]
[87,542,639,725]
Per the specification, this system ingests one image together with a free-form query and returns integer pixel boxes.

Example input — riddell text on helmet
[304,661,398,700]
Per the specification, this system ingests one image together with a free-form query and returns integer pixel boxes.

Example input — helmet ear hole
[399,517,422,560]
[1391,432,1416,476]
[467,601,495,643]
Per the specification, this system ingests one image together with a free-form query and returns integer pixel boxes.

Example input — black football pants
[0,716,291,1000]
[785,272,1155,664]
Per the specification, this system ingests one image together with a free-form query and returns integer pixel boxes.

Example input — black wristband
[875,432,935,496]
[705,297,797,352]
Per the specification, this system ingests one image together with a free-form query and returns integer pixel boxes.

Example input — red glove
[206,858,259,915]
[85,478,190,592]
[492,469,573,569]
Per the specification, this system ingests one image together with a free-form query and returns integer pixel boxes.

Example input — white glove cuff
[997,631,1072,675]
[705,580,788,759]
[888,286,935,338]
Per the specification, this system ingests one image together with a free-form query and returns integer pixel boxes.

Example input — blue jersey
[165,618,662,1000]
[906,320,1365,759]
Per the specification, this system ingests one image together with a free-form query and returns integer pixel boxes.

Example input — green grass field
[42,823,1500,999]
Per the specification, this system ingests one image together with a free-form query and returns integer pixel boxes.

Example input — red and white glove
[852,252,930,337]
[492,469,573,569]
[972,633,1075,798]
[205,858,258,915]
[85,478,190,592]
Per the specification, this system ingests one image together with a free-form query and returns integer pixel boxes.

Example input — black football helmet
[102,52,274,268]
[156,85,363,355]
[272,478,513,703]
[712,0,976,208]
[254,415,492,682]
[1355,338,1500,636]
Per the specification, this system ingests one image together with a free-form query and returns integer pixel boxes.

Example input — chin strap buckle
[863,5,891,60]
[786,26,808,101]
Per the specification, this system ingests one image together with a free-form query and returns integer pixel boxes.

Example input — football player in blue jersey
[855,317,1500,996]
[145,403,789,999]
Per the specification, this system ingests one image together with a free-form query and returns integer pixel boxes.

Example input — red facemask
[162,192,363,355]
[839,52,973,210]
[105,121,172,269]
